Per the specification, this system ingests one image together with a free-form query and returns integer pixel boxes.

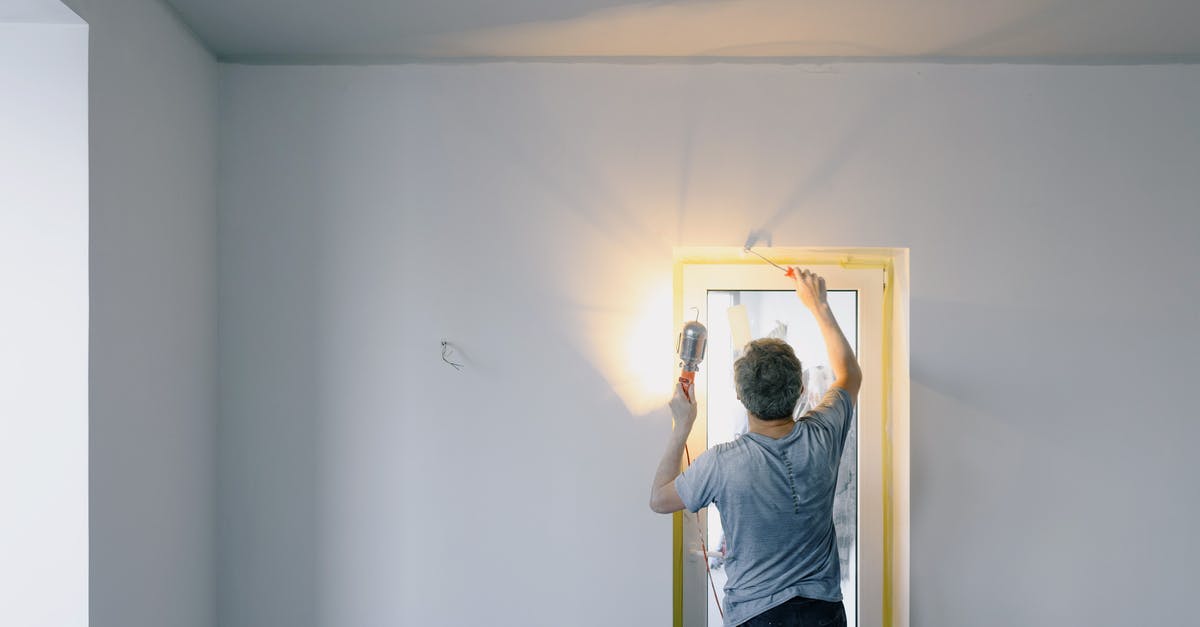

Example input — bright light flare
[615,285,675,415]
[576,275,675,416]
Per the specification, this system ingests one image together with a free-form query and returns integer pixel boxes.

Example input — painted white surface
[58,1,219,626]
[172,0,1200,61]
[0,17,88,627]
[219,62,1200,626]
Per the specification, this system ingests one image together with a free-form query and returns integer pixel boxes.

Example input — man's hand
[789,266,862,397]
[790,267,827,312]
[669,380,698,430]
[650,381,698,514]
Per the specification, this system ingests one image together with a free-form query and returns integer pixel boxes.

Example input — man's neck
[747,414,796,440]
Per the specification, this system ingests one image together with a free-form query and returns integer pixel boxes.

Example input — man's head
[734,338,802,421]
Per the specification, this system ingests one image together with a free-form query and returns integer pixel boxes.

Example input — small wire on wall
[441,340,463,371]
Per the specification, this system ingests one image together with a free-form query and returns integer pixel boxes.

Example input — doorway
[673,248,908,627]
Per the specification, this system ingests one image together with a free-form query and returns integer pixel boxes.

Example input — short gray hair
[734,338,802,421]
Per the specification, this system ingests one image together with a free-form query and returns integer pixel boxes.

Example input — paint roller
[745,245,797,279]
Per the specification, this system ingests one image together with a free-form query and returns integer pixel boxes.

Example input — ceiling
[163,0,1200,62]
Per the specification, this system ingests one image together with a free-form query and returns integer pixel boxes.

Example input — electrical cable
[441,340,463,371]
[684,438,725,621]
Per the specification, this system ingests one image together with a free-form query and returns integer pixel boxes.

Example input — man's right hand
[790,267,827,312]
[790,267,862,397]
[669,380,698,431]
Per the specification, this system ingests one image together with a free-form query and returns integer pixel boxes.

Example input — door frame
[672,247,909,627]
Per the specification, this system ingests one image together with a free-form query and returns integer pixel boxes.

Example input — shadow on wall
[436,72,682,414]
[220,71,683,624]
[419,63,921,415]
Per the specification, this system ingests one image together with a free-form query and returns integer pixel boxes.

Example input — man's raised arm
[649,382,698,514]
[791,268,862,397]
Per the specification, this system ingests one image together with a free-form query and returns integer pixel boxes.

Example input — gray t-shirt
[675,387,855,627]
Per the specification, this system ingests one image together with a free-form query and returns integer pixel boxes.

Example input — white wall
[219,62,1200,626]
[0,15,88,627]
[59,1,219,626]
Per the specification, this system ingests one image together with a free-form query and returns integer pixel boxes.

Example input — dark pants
[739,596,847,627]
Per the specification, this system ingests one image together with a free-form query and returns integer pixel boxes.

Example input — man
[650,268,862,627]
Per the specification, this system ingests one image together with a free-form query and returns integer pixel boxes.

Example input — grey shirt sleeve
[801,387,856,448]
[674,447,721,513]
